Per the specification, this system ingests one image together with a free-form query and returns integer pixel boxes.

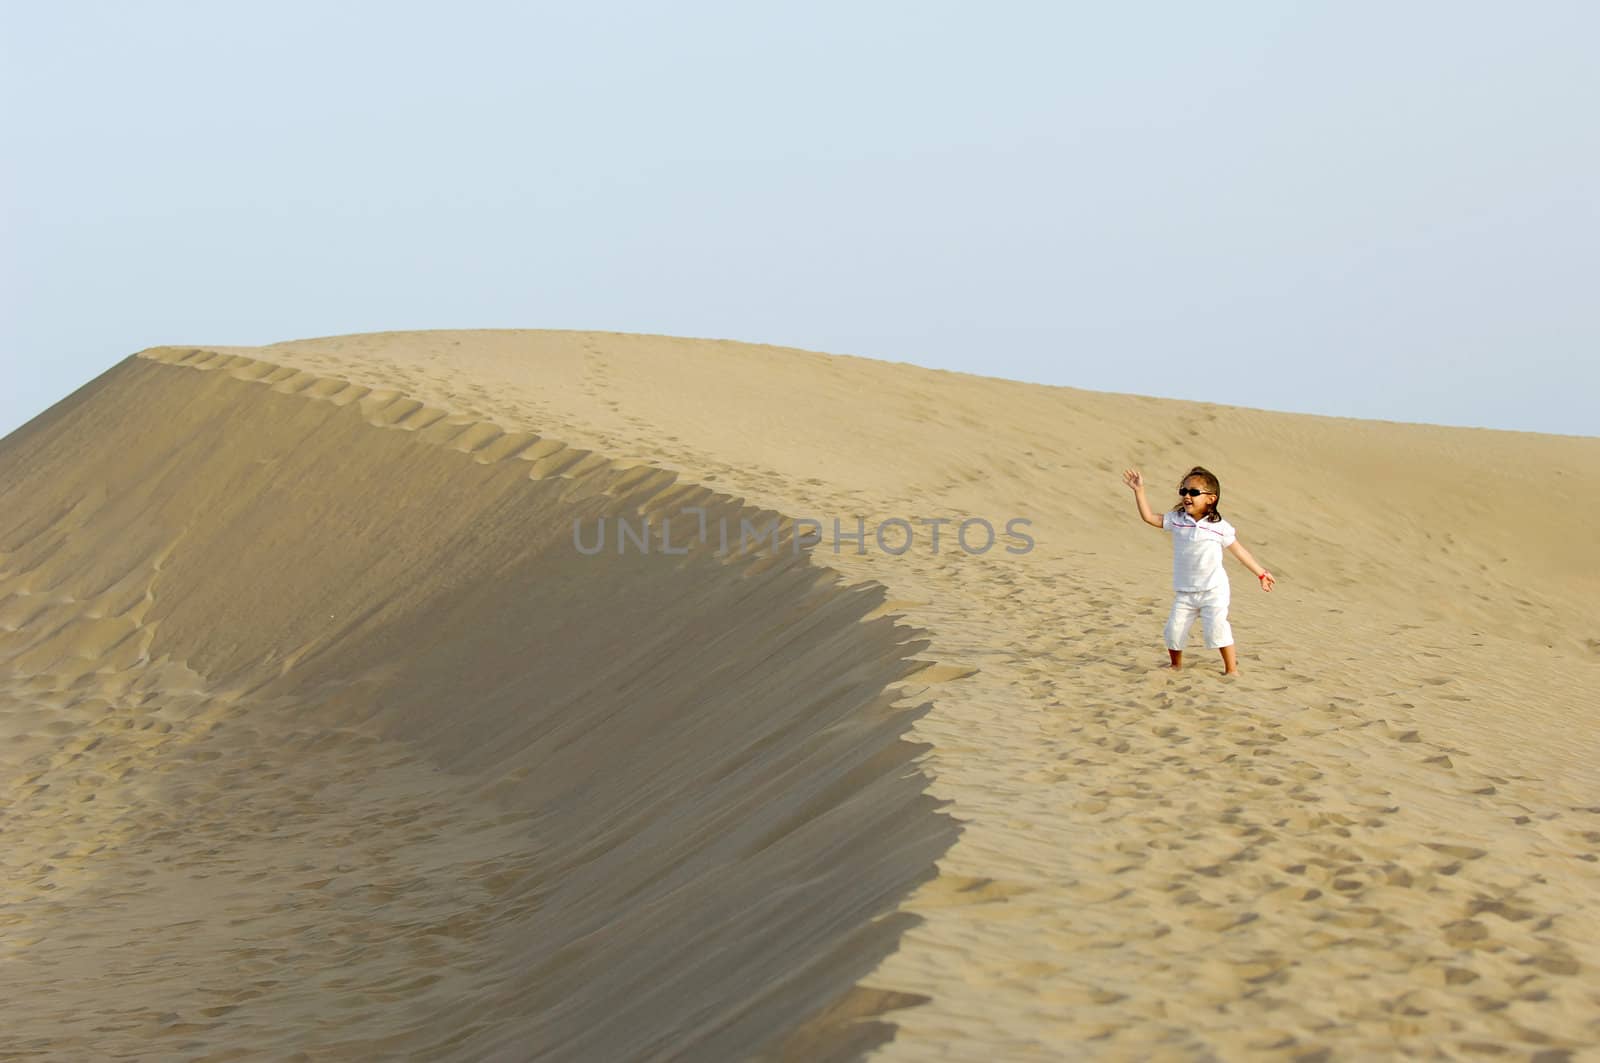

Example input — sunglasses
[1178,488,1212,497]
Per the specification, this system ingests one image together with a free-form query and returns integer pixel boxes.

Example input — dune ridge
[3,329,1598,1060]
[0,349,959,1060]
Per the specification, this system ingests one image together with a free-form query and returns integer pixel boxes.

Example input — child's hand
[1122,468,1144,491]
[1258,571,1276,592]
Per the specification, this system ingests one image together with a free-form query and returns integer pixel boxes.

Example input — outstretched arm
[1122,469,1164,529]
[1227,540,1275,590]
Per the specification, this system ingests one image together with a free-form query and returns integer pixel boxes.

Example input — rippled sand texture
[3,331,1598,1060]
[0,352,956,1060]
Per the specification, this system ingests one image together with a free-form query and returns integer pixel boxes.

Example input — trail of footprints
[836,533,1596,1057]
[953,564,1599,1057]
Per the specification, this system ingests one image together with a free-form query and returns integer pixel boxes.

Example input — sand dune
[2,331,1596,1060]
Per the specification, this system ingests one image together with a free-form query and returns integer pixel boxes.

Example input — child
[1122,465,1275,675]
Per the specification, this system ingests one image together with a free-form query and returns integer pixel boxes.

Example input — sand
[1,330,1596,1060]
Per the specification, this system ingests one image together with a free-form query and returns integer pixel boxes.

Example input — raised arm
[1122,469,1165,529]
[1227,539,1275,590]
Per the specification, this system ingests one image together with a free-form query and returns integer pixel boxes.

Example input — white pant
[1165,584,1233,650]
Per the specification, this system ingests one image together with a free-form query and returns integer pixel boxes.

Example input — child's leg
[1200,588,1237,675]
[1164,593,1200,668]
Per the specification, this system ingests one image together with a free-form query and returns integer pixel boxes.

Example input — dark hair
[1171,466,1224,522]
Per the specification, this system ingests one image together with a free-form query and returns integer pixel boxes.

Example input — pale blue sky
[3,1,1595,438]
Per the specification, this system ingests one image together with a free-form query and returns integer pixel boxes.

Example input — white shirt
[1162,510,1237,591]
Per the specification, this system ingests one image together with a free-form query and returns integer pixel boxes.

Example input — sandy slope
[1,330,1596,1060]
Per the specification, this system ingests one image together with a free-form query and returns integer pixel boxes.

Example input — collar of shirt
[1173,512,1227,533]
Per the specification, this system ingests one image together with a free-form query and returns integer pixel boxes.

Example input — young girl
[1122,465,1274,675]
